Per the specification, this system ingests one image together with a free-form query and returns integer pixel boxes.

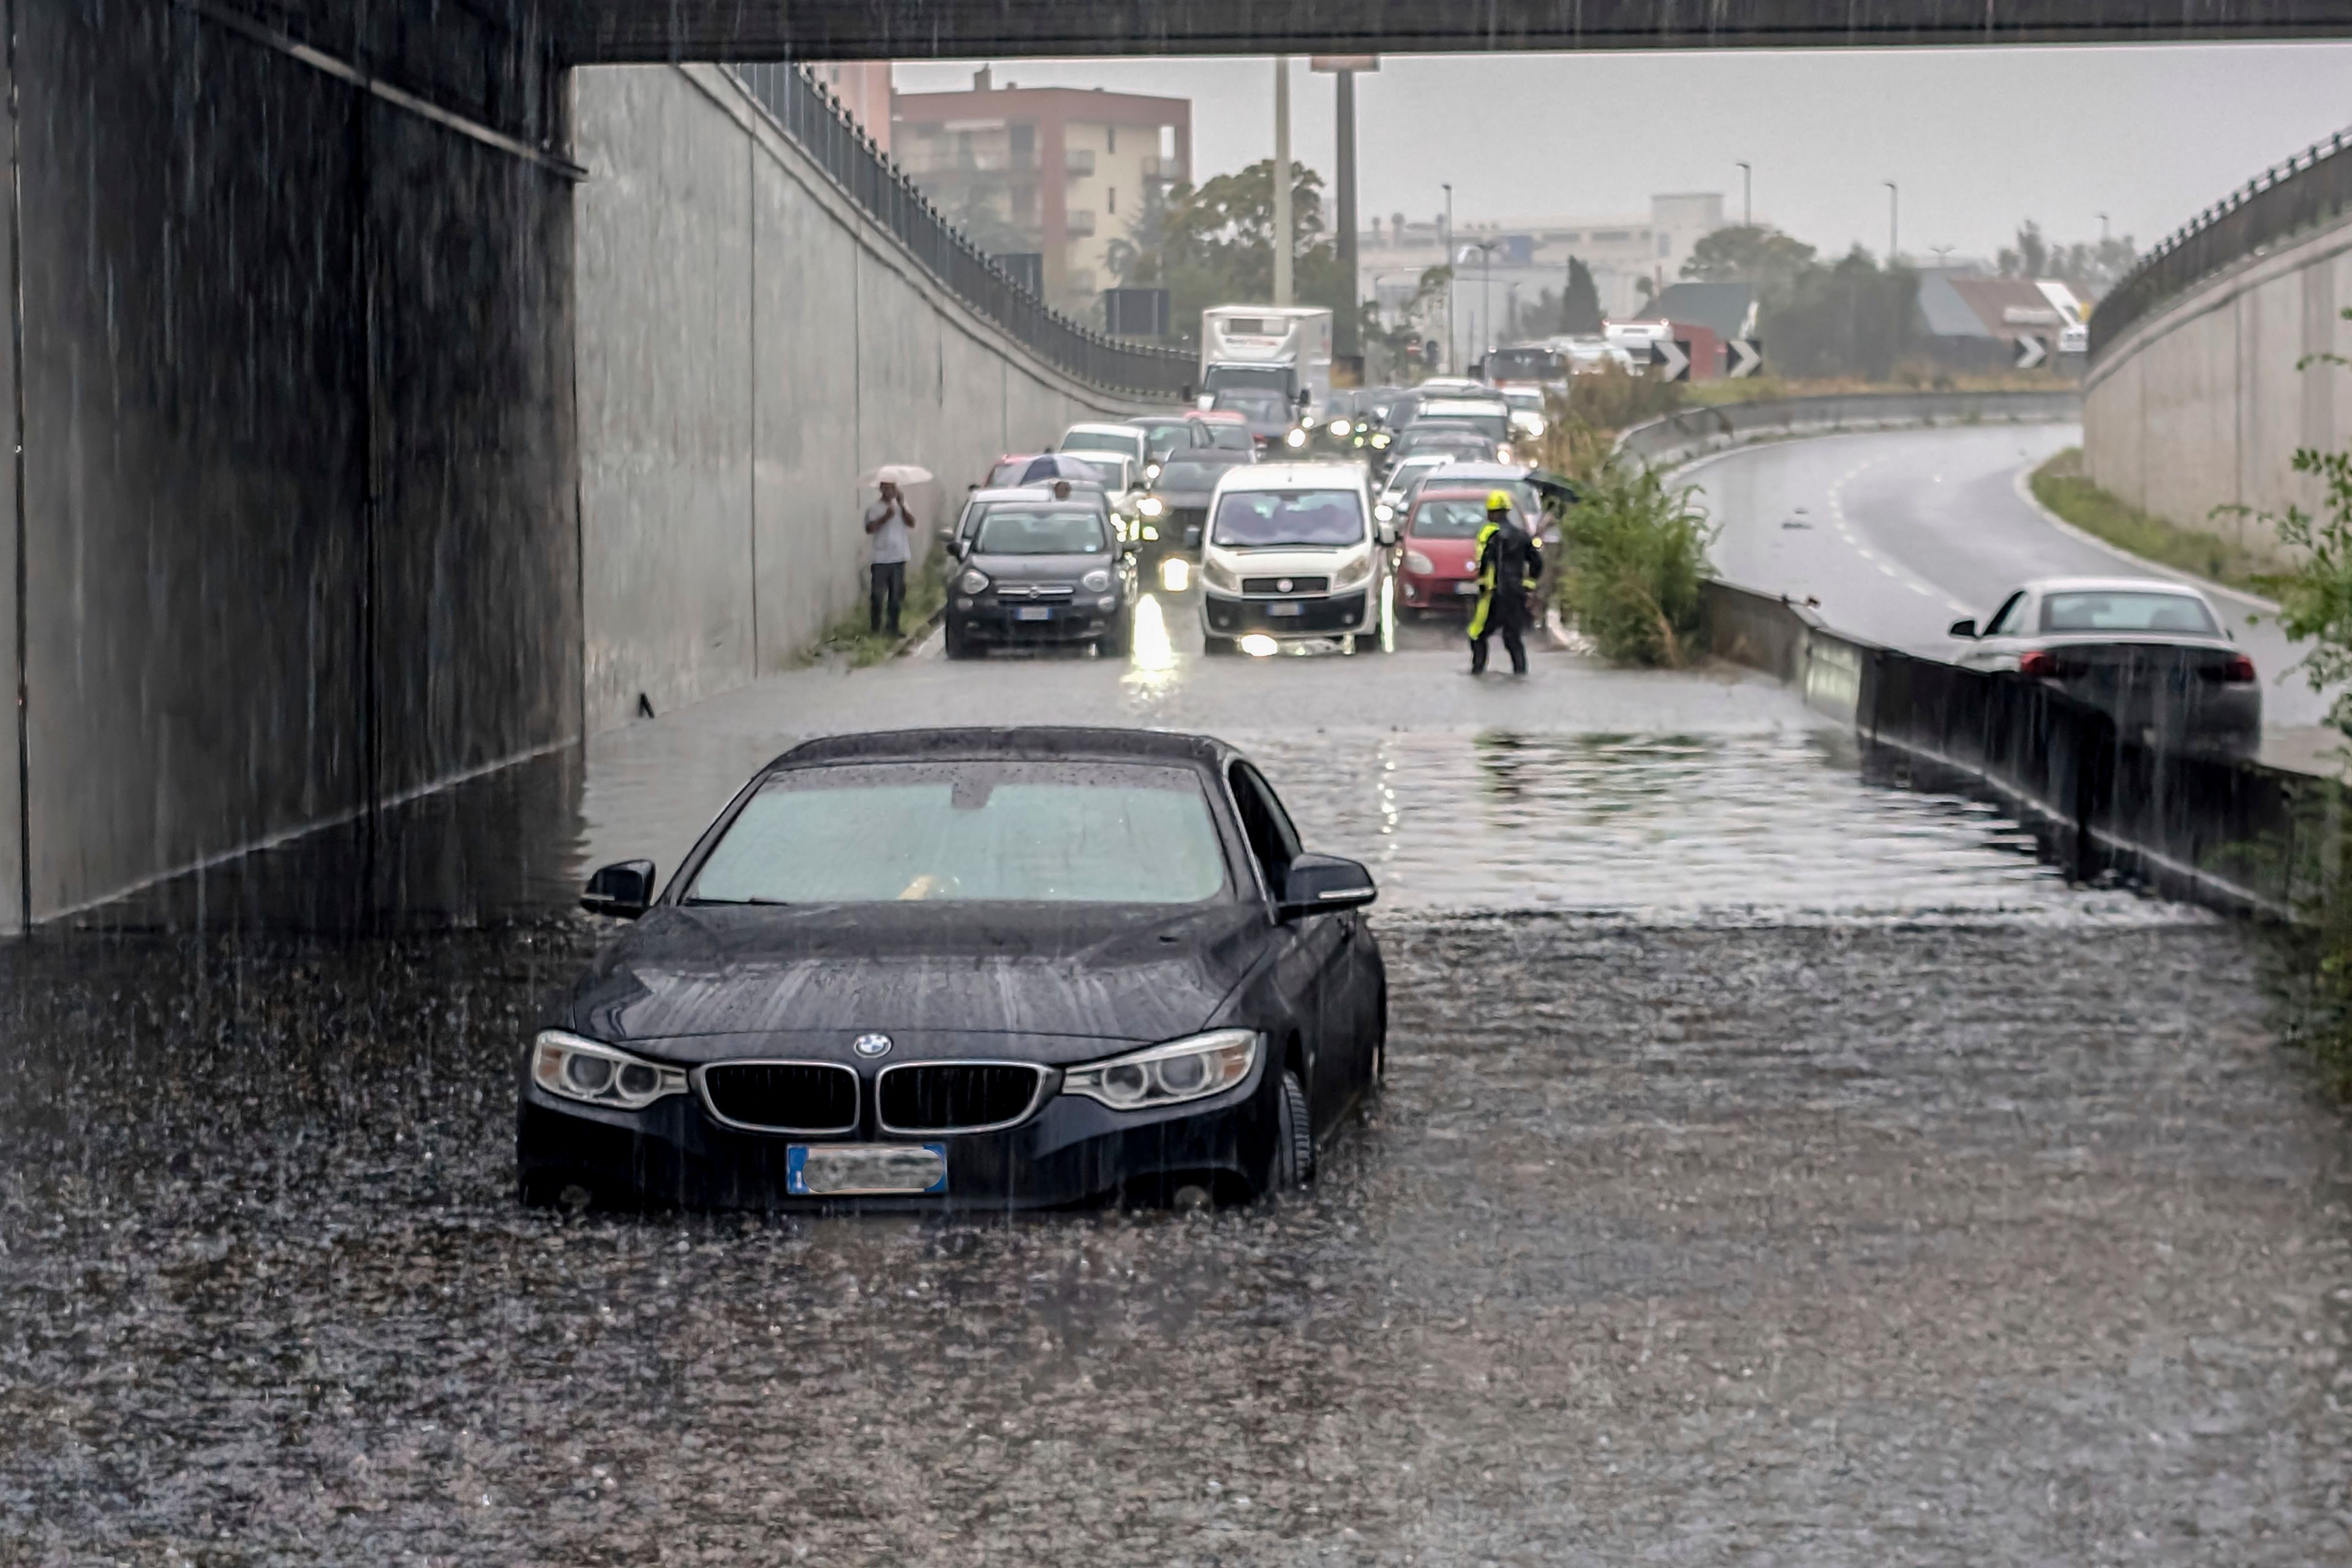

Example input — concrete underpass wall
[2084,215,2352,554]
[5,1,579,927]
[573,65,1147,731]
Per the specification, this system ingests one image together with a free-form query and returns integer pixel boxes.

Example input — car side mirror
[1948,618,1978,639]
[1276,853,1378,920]
[1377,520,1398,547]
[582,859,655,919]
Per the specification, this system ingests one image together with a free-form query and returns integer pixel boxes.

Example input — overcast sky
[894,45,2352,263]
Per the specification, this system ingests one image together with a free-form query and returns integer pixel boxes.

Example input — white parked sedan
[1948,576,2260,756]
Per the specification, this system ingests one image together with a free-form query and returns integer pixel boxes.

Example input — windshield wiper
[683,895,792,907]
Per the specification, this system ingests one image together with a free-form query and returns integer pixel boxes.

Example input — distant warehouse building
[1914,273,2084,372]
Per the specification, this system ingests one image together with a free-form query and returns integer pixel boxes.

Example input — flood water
[4,649,2346,1562]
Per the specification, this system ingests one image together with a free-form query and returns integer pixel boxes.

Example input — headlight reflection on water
[1239,634,1281,658]
[1122,594,1179,687]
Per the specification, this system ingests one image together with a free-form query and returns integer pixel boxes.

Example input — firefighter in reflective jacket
[1467,490,1542,676]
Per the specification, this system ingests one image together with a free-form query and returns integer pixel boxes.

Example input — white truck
[1199,306,1333,427]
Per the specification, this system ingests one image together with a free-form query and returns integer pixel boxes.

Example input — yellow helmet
[1486,489,1513,513]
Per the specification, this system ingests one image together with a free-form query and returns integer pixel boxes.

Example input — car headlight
[1139,496,1164,517]
[1496,446,1515,464]
[1145,462,1161,480]
[1328,418,1351,437]
[1374,502,1395,524]
[1330,549,1375,591]
[1284,428,1308,449]
[1200,556,1242,592]
[1370,432,1392,449]
[1082,568,1112,591]
[1062,1029,1259,1110]
[531,1030,688,1110]
[1404,549,1435,575]
[959,568,990,594]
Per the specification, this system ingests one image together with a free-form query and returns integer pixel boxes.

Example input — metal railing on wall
[730,64,1193,399]
[2092,123,2352,360]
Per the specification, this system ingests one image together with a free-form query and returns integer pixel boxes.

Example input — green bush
[1555,462,1716,667]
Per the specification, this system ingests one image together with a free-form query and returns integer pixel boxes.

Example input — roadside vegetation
[807,548,949,667]
[2030,447,2271,591]
[1547,461,1716,667]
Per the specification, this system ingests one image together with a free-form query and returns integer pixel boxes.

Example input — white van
[1197,462,1388,656]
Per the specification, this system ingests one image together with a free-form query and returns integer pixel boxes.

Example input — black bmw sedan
[521,728,1385,1210]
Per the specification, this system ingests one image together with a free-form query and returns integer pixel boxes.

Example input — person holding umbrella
[862,466,929,637]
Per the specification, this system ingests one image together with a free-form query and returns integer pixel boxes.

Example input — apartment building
[892,69,1191,318]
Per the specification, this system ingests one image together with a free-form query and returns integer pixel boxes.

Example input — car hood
[559,900,1268,1061]
[1404,537,1479,570]
[969,549,1114,581]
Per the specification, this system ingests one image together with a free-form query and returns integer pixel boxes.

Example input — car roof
[771,726,1234,771]
[968,486,1052,502]
[1217,462,1369,490]
[2020,576,2213,599]
[1064,422,1144,437]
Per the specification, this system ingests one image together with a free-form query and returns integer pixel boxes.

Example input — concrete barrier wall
[2084,211,2352,554]
[573,66,1155,732]
[1622,389,2082,470]
[7,0,579,929]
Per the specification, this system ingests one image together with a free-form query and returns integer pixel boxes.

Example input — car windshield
[1197,423,1255,451]
[1203,364,1292,396]
[1156,460,1234,491]
[690,762,1229,905]
[1213,390,1289,423]
[1401,432,1493,458]
[1503,390,1545,412]
[2040,590,2220,635]
[1412,499,1494,539]
[973,508,1107,554]
[1063,430,1140,458]
[1134,421,1191,456]
[1213,488,1365,548]
[1487,350,1561,382]
[1414,408,1510,442]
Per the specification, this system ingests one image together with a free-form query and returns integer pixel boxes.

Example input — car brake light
[2018,649,2058,678]
[2225,653,2256,683]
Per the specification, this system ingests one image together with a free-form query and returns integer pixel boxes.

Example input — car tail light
[2224,653,2256,683]
[2018,649,2059,678]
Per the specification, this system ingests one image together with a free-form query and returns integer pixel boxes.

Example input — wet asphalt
[4,584,2350,1562]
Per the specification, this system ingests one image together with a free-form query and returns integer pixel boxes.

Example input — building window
[1012,185,1036,224]
[1107,124,1117,153]
[1107,186,1117,214]
[1009,122,1035,169]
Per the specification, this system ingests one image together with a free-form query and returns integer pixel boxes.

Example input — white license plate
[1454,581,1481,595]
[1014,606,1052,622]
[1265,601,1305,617]
[787,1144,948,1196]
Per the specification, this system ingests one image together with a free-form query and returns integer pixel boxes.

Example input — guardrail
[1619,390,2083,470]
[2092,123,2352,361]
[1703,581,2339,918]
[730,64,1194,399]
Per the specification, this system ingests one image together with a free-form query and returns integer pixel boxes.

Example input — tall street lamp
[1441,181,1453,372]
[1883,180,1899,265]
[1272,58,1293,307]
[1736,161,1751,228]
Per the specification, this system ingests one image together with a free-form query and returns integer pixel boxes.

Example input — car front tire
[1201,632,1238,657]
[944,620,976,660]
[1098,612,1134,658]
[1272,1067,1314,1191]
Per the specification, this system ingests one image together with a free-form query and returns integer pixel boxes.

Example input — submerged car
[1948,576,2260,755]
[520,728,1386,1210]
[945,501,1136,657]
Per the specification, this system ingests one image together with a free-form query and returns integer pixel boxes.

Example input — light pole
[1883,180,1899,265]
[2098,211,2111,243]
[1441,182,1453,372]
[1272,58,1293,306]
[1736,161,1751,228]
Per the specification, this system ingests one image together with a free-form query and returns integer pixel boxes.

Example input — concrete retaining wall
[573,66,1153,732]
[2084,210,2352,554]
[1622,389,2082,470]
[7,0,579,930]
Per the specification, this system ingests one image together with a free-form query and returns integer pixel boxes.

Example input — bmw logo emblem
[853,1033,893,1058]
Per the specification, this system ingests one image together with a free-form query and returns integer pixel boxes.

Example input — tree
[1763,246,1920,380]
[1560,257,1602,334]
[1112,159,1354,348]
[1681,224,1820,296]
[1998,221,2139,300]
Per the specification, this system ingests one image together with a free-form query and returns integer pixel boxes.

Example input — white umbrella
[862,463,933,488]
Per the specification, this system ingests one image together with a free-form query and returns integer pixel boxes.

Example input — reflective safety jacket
[1469,517,1543,636]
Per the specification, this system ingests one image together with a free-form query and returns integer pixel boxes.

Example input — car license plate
[1015,606,1052,622]
[787,1143,948,1196]
[1266,601,1305,617]
[1455,581,1481,595]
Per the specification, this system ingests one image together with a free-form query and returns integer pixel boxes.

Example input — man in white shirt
[864,480,916,636]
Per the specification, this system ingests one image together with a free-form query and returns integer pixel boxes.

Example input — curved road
[1691,421,2332,730]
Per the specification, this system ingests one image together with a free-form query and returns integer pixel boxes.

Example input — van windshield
[1212,489,1365,549]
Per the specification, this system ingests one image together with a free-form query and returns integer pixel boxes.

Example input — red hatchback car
[1396,487,1500,615]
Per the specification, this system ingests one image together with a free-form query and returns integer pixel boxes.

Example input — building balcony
[1141,154,1186,180]
[1064,209,1097,237]
[1065,148,1095,176]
